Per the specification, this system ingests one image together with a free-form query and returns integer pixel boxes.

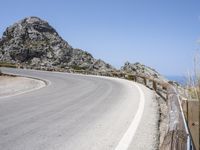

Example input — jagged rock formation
[121,62,166,81]
[0,17,115,72]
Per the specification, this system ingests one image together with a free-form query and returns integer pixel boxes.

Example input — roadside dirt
[0,75,46,98]
[156,94,168,148]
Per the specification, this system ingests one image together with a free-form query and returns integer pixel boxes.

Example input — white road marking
[115,83,145,150]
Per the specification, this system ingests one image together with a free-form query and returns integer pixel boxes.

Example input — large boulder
[0,16,115,72]
[121,61,166,81]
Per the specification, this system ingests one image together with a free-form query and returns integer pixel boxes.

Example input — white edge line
[115,83,145,150]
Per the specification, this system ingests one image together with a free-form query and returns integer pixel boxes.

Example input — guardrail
[124,74,196,150]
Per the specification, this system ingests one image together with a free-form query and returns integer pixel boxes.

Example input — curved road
[0,68,158,150]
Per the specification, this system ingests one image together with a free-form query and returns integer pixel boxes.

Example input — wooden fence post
[153,81,157,91]
[132,75,136,81]
[143,77,147,86]
[181,100,188,121]
[188,100,199,150]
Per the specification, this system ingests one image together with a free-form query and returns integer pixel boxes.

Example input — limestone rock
[121,61,166,81]
[0,16,115,72]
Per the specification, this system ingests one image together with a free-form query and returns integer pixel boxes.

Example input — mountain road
[0,68,159,150]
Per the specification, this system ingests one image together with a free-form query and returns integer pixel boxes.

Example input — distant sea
[165,75,187,85]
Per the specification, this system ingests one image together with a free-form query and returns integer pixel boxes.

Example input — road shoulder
[0,75,46,98]
[128,83,159,150]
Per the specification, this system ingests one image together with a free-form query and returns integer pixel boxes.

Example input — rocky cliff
[0,17,115,72]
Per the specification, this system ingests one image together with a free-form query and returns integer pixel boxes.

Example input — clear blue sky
[0,0,200,76]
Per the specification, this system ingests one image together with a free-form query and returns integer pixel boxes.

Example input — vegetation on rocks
[0,62,17,68]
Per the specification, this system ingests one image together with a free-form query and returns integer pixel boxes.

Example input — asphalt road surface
[0,68,158,150]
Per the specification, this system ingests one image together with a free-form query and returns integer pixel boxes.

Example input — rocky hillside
[121,62,166,81]
[0,16,167,82]
[0,17,115,72]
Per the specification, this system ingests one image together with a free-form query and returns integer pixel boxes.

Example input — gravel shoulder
[0,75,46,98]
[128,84,159,150]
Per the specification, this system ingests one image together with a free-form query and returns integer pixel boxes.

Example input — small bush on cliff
[0,62,17,68]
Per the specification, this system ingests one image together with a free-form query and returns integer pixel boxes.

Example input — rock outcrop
[0,17,115,72]
[121,61,166,81]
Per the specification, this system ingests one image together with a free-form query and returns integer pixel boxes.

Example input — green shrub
[0,62,17,68]
[71,65,87,71]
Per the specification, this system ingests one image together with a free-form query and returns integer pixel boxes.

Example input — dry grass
[185,52,200,101]
[182,52,200,149]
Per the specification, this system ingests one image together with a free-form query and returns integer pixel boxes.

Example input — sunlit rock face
[0,16,115,72]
